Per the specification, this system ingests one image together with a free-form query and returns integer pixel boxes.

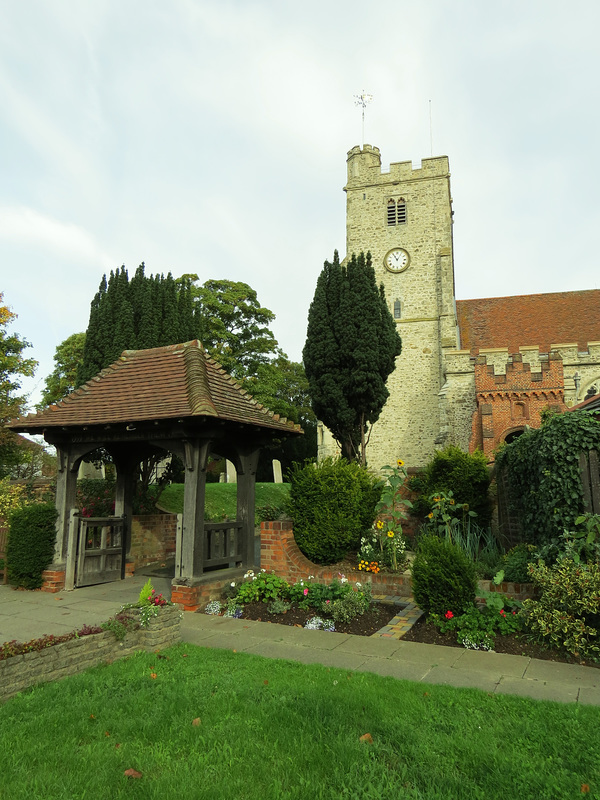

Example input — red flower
[445,610,454,619]
[500,610,506,616]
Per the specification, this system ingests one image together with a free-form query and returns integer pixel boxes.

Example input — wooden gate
[579,450,600,514]
[75,516,126,587]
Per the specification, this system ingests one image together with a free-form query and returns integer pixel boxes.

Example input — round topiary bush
[410,534,477,616]
[7,502,57,589]
[287,457,381,565]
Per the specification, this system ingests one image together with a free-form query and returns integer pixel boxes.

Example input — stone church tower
[317,144,600,470]
[341,145,460,468]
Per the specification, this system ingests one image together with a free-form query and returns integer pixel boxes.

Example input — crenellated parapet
[346,145,450,188]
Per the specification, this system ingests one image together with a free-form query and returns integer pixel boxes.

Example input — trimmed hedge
[7,503,57,589]
[287,458,381,565]
[410,534,477,616]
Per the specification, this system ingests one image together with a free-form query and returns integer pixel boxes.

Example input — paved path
[181,612,600,706]
[1,580,600,705]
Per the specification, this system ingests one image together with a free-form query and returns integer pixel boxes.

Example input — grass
[1,645,599,799]
[158,482,290,525]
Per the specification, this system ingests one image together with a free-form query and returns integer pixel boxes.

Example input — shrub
[522,559,600,660]
[502,543,537,582]
[286,458,381,564]
[496,411,600,546]
[7,502,57,589]
[410,446,492,526]
[328,590,370,624]
[410,535,477,617]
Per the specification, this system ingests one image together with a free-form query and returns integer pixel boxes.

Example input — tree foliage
[496,410,600,545]
[0,294,37,478]
[39,332,86,408]
[77,264,196,385]
[303,251,402,465]
[181,276,280,381]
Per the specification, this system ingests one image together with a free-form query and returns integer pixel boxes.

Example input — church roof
[456,289,600,354]
[9,340,303,435]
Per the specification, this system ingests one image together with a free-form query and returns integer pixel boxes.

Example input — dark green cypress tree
[303,250,402,466]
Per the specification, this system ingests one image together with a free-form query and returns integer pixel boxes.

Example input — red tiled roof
[9,340,303,434]
[456,290,600,354]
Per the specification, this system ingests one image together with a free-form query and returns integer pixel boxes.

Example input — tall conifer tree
[303,251,402,465]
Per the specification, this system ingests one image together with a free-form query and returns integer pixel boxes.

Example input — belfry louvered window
[393,299,402,319]
[387,198,407,226]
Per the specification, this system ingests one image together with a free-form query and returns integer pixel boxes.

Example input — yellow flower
[427,512,434,519]
[434,496,441,503]
[387,530,394,538]
[376,520,384,530]
[449,499,455,505]
[396,459,404,467]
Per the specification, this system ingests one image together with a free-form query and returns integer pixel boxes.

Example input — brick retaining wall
[0,605,181,703]
[259,520,535,602]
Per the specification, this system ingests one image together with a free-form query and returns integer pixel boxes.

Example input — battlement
[346,145,450,187]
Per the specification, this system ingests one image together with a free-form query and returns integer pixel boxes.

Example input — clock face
[384,248,410,273]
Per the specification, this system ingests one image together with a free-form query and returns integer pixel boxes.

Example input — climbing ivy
[496,411,600,545]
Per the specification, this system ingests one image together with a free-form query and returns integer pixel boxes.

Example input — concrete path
[181,612,600,707]
[2,579,600,706]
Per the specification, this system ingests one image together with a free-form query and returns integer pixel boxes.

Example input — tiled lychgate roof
[9,340,303,435]
[456,289,600,354]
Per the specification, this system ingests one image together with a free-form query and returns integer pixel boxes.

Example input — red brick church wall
[470,352,566,459]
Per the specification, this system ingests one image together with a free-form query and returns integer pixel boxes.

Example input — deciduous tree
[0,294,37,478]
[39,332,86,408]
[303,251,402,466]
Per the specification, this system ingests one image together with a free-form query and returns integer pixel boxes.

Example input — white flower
[252,576,257,581]
[261,568,266,573]
[307,575,315,580]
[230,582,236,588]
[355,582,362,589]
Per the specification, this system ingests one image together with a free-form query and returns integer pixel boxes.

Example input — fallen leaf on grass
[124,769,142,779]
[115,743,121,749]
[150,673,157,679]
[192,718,201,726]
[105,731,110,737]
[359,733,373,743]
[263,680,269,685]
[182,654,188,657]
[581,785,590,794]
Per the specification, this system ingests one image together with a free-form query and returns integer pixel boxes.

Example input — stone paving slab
[495,676,580,704]
[333,635,404,659]
[422,665,500,693]
[354,657,432,682]
[577,686,600,706]
[523,658,600,688]
[389,640,465,668]
[453,649,530,678]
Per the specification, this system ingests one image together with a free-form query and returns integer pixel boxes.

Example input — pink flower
[303,588,309,596]
[445,610,454,619]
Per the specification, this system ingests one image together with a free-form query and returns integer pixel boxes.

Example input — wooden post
[178,439,210,581]
[236,448,260,568]
[54,446,78,564]
[64,509,79,591]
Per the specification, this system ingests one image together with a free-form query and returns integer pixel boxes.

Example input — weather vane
[354,90,373,148]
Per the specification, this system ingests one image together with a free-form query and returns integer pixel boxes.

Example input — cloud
[0,206,114,267]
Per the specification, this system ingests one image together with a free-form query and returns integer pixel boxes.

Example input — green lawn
[1,644,598,799]
[158,482,290,525]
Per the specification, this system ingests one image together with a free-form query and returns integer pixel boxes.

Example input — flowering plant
[358,460,410,572]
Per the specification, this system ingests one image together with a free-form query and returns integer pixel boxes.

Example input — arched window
[387,199,396,226]
[397,199,407,224]
[387,198,407,226]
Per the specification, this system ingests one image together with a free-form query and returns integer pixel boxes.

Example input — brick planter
[0,605,181,703]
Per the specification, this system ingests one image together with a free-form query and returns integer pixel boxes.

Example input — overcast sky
[2,0,599,407]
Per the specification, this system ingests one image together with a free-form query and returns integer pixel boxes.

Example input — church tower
[344,145,459,468]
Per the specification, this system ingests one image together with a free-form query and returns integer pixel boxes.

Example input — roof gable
[10,340,302,435]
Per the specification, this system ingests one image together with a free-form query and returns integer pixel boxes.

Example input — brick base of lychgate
[0,605,182,703]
